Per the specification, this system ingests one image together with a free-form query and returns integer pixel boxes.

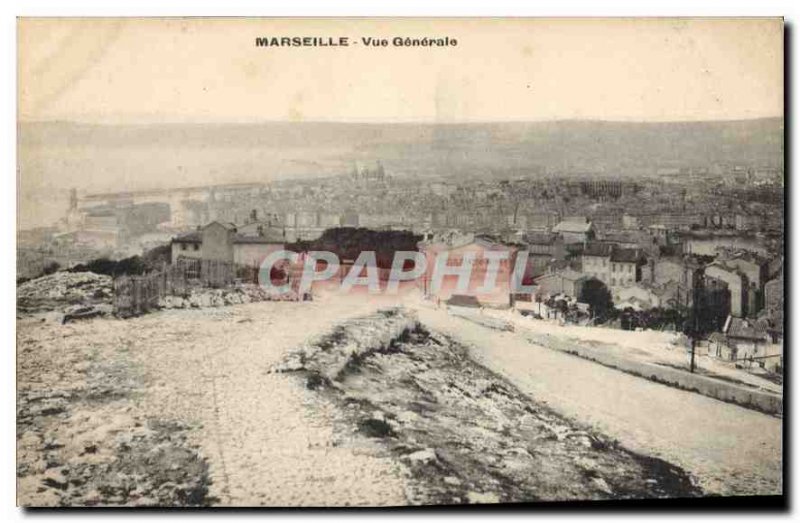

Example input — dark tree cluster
[286,227,422,269]
[69,256,148,277]
[578,278,614,321]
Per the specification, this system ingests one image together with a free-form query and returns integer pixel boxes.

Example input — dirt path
[19,297,412,506]
[126,297,411,506]
[413,305,783,496]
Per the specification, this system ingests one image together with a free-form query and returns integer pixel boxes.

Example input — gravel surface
[100,298,410,506]
[414,304,783,497]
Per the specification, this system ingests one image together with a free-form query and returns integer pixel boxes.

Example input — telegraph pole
[689,283,700,374]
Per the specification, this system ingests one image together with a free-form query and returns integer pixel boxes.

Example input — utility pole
[689,284,700,374]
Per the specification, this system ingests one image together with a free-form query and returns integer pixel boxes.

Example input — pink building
[419,236,520,307]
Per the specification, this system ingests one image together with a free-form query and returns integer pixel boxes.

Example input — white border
[4,1,795,522]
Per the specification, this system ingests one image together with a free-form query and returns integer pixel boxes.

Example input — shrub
[69,256,147,277]
[42,261,61,275]
[358,418,396,438]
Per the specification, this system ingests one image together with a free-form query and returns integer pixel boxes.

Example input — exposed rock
[17,272,112,314]
[403,449,438,464]
[42,468,68,490]
[467,491,501,504]
[63,304,113,324]
[591,477,614,495]
[156,284,301,313]
[396,410,419,424]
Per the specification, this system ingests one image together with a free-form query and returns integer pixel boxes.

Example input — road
[413,305,783,496]
[128,297,410,506]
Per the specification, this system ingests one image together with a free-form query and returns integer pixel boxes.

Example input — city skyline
[17,116,783,230]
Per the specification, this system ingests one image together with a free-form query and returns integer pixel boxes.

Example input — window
[193,244,200,251]
[180,244,186,251]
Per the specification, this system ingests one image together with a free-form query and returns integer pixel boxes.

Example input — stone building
[704,262,747,318]
[552,217,595,244]
[580,242,644,288]
[172,221,285,268]
[419,236,520,306]
[534,270,589,300]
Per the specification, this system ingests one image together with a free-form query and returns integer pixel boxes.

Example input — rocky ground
[17,315,212,506]
[156,284,299,310]
[16,271,299,324]
[16,272,113,318]
[273,308,701,504]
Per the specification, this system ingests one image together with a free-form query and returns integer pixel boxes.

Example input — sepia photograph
[15,16,784,508]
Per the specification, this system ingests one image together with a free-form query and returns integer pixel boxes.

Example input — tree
[142,243,172,269]
[579,278,614,321]
[69,255,147,277]
[286,227,422,269]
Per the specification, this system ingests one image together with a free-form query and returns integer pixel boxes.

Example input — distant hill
[17,118,784,228]
[20,117,783,177]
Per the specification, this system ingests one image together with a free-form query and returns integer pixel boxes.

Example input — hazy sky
[18,18,783,123]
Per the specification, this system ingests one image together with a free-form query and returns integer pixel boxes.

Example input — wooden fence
[112,273,163,318]
[113,257,264,318]
[113,256,414,317]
